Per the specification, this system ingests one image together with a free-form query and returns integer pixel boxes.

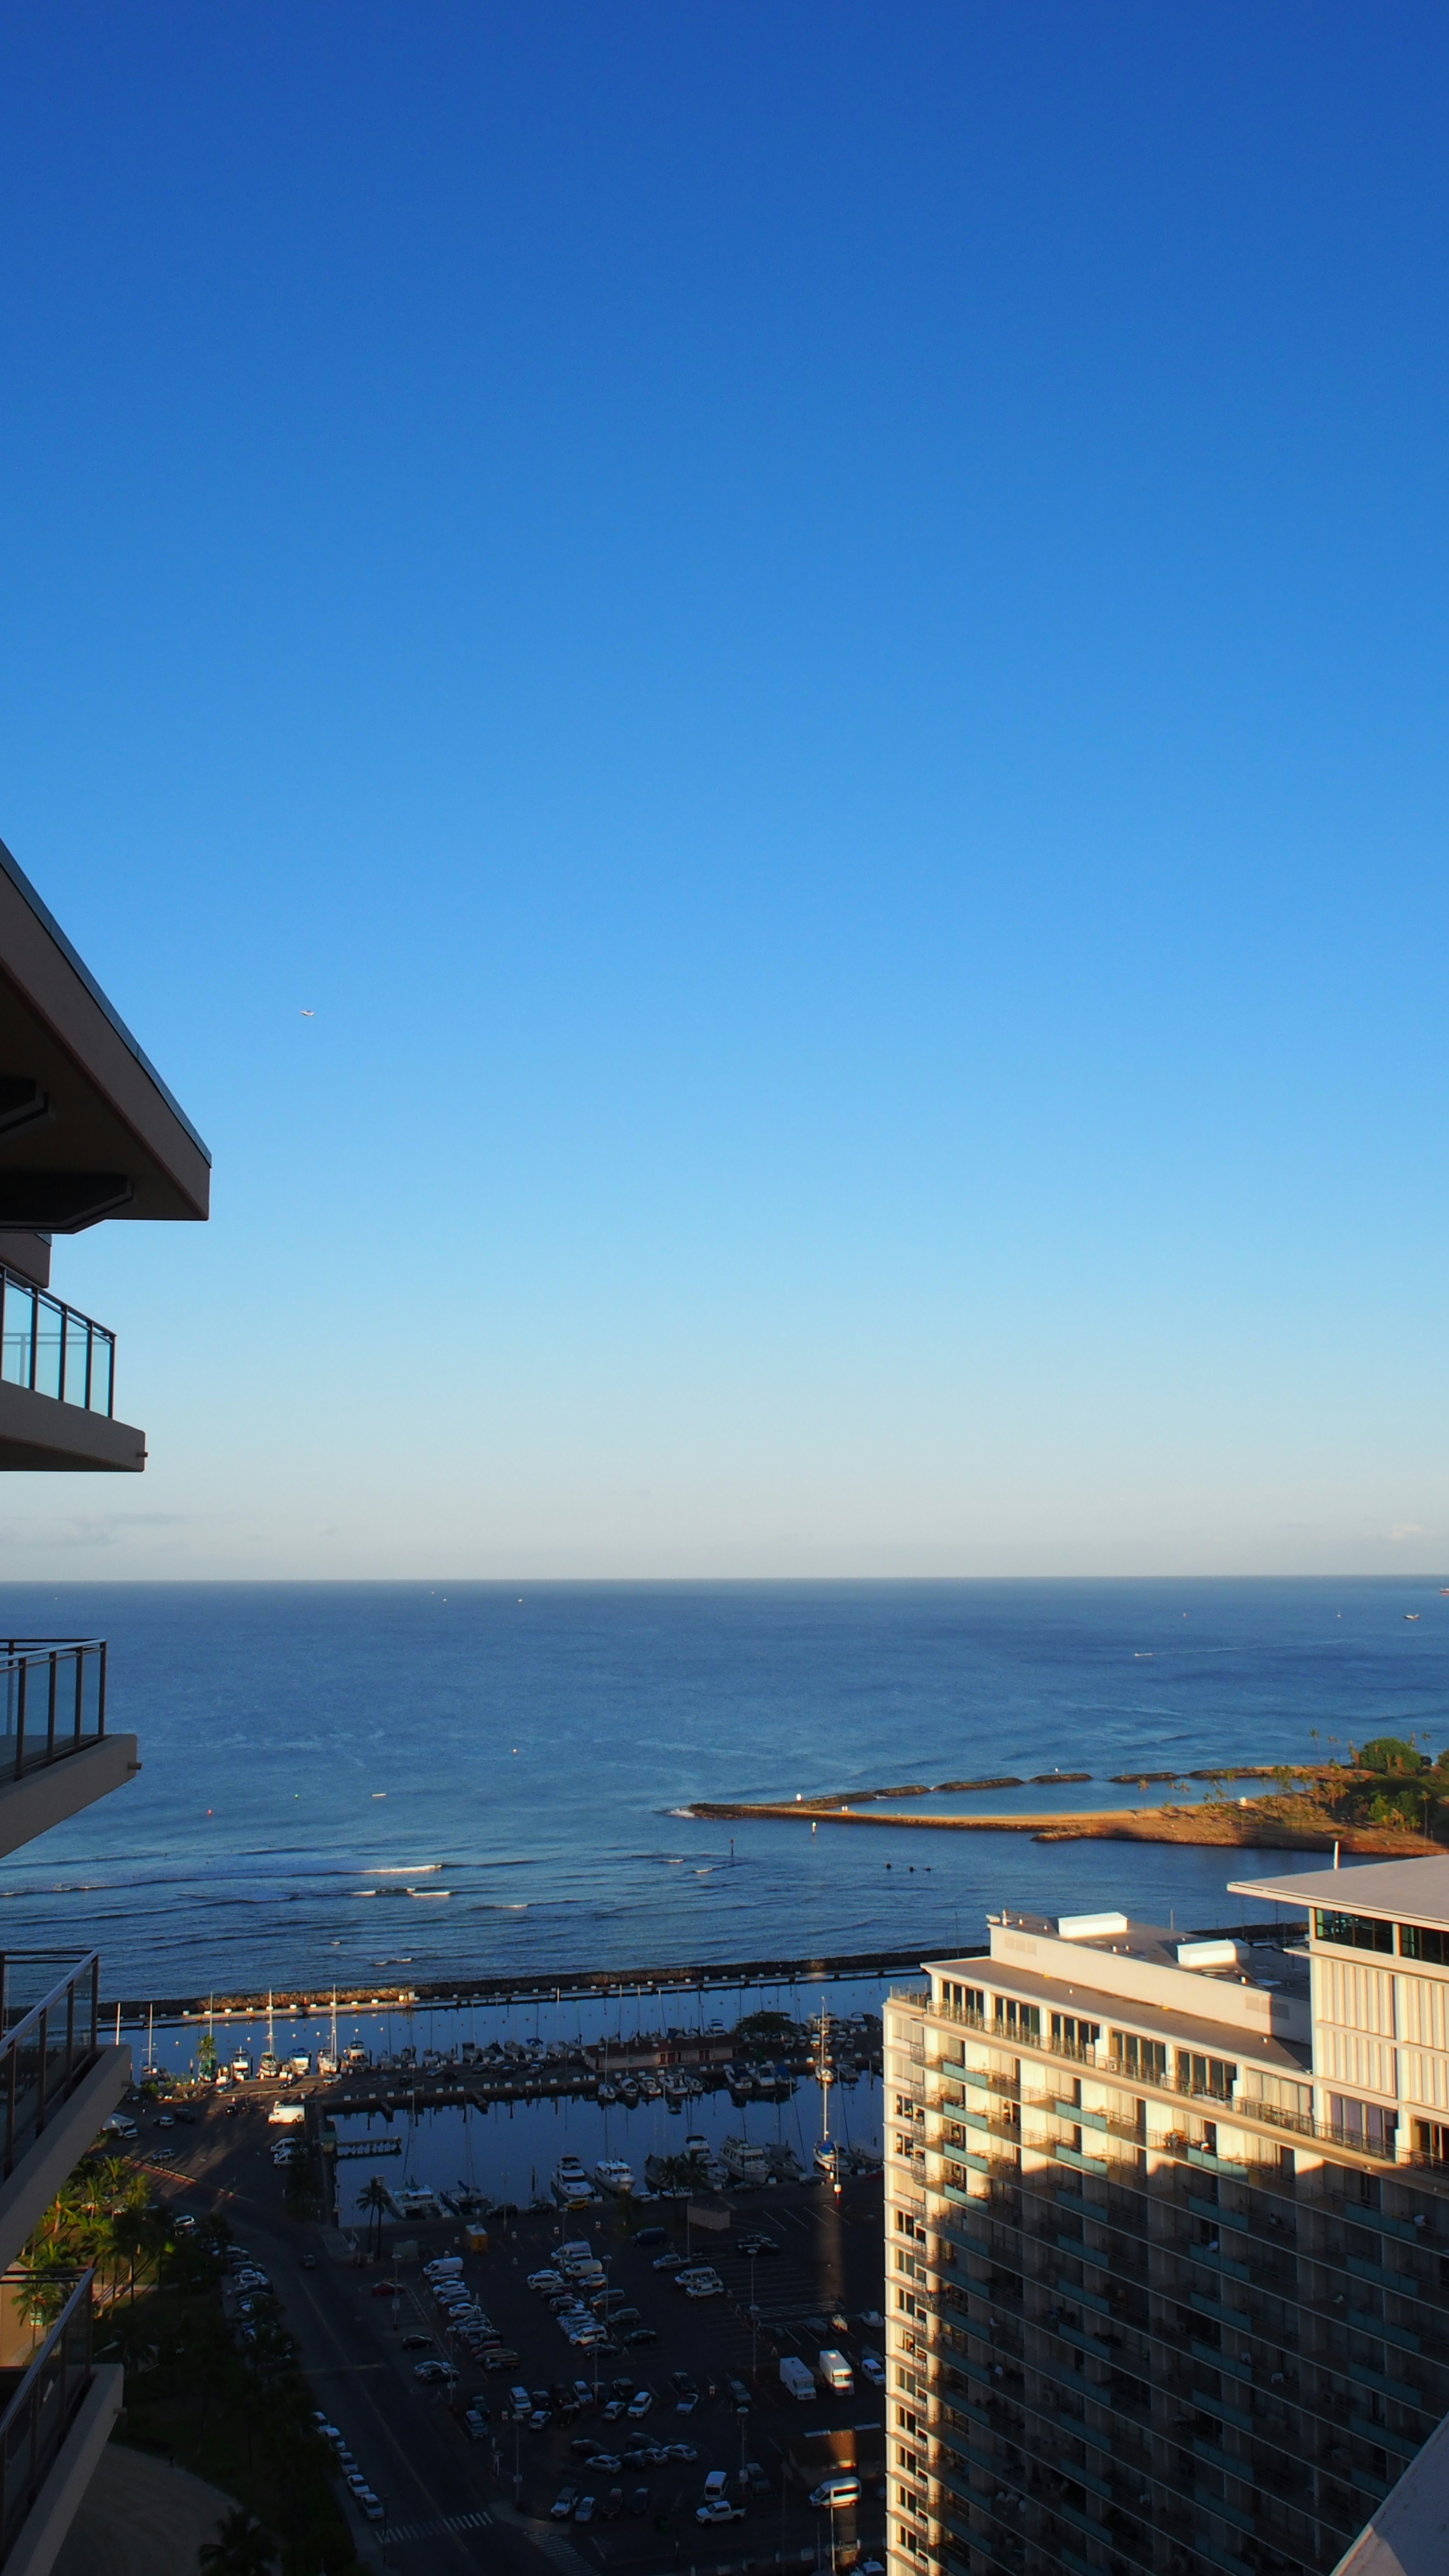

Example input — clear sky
[2,3,1448,1579]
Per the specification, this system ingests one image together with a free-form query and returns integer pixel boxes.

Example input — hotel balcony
[0,1272,142,1475]
[0,2270,120,2576]
[0,1644,136,1863]
[0,1956,127,2275]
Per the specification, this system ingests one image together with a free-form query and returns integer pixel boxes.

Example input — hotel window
[1330,2095,1397,2153]
[1314,1907,1394,1953]
[939,1979,984,2021]
[994,1996,1040,2040]
[1399,1924,1449,1965]
[1178,2051,1237,2102]
[1051,2013,1100,2053]
[1112,2031,1168,2083]
[1240,2068,1313,2119]
[1414,2119,1449,2164]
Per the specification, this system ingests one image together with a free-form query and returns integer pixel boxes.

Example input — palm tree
[356,2177,389,2257]
[198,2506,275,2573]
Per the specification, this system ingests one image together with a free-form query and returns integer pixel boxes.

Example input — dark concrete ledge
[0,1735,139,1861]
[0,1379,144,1470]
[0,2049,130,2275]
[6,2364,124,2576]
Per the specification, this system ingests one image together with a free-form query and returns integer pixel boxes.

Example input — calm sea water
[2,1577,1444,2005]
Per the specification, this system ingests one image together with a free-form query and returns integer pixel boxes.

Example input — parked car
[626,2389,653,2420]
[629,2486,651,2518]
[859,2350,886,2388]
[697,2499,746,2525]
[574,2496,596,2525]
[550,2489,578,2522]
[601,2488,624,2520]
[809,2476,861,2511]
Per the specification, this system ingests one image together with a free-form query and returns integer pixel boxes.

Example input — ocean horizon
[2,1575,1443,2001]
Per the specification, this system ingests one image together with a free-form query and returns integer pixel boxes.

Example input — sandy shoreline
[685,1797,1446,1855]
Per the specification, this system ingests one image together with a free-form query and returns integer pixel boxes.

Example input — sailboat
[814,1999,843,2181]
[259,1990,279,2081]
[317,1986,340,2079]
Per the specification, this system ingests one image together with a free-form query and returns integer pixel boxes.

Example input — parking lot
[111,2084,885,2571]
[413,2178,887,2567]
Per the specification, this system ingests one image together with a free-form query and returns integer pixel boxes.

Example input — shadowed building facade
[0,834,208,2574]
[883,1860,1449,2576]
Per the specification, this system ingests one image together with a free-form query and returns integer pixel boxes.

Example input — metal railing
[0,1955,101,2181]
[0,1644,106,1782]
[0,1269,114,1418]
[0,2271,93,2565]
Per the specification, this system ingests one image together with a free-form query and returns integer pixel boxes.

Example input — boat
[552,2155,600,2207]
[317,2051,338,2078]
[290,2053,311,2076]
[258,2053,279,2081]
[386,2186,444,2220]
[683,2132,711,2161]
[597,2083,620,2105]
[720,2135,770,2184]
[619,2079,641,2108]
[595,2158,636,2196]
[230,2054,252,2081]
[815,2140,846,2182]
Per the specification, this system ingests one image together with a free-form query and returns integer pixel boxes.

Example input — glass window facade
[1314,1908,1394,1952]
[1112,2030,1168,2083]
[1399,1923,1449,1965]
[993,1997,1040,2039]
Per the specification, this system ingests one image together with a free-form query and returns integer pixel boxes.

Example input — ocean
[2,1576,1445,2015]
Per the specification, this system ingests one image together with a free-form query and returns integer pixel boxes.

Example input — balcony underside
[0,1383,143,1472]
[0,2051,129,2277]
[6,2363,122,2576]
[0,1738,139,1863]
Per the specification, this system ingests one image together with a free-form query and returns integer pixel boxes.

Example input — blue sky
[2,2,1448,1576]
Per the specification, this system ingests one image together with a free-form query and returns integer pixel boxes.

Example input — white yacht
[552,2154,600,2206]
[720,2135,770,2185]
[595,2158,635,2196]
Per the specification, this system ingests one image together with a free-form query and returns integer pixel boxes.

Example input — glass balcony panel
[61,1313,89,1410]
[0,1643,105,1776]
[0,1271,117,1415]
[0,1282,33,1389]
[88,1330,113,1417]
[31,1299,61,1401]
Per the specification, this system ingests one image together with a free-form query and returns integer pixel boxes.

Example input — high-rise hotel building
[882,1856,1449,2576]
[0,834,208,2574]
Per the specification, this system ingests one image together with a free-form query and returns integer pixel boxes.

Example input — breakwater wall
[111,1939,962,2022]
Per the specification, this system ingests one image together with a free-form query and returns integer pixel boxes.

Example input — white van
[818,2348,854,2395]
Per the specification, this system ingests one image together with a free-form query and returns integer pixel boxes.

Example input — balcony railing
[0,1643,106,1782]
[0,1955,101,2180]
[0,2270,94,2565]
[0,1269,114,1418]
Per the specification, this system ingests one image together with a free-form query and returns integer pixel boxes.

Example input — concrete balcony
[0,1958,127,2273]
[0,1647,134,1862]
[0,1275,142,1473]
[0,2270,122,2576]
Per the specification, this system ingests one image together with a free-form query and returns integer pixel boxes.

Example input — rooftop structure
[885,1860,1449,2576]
